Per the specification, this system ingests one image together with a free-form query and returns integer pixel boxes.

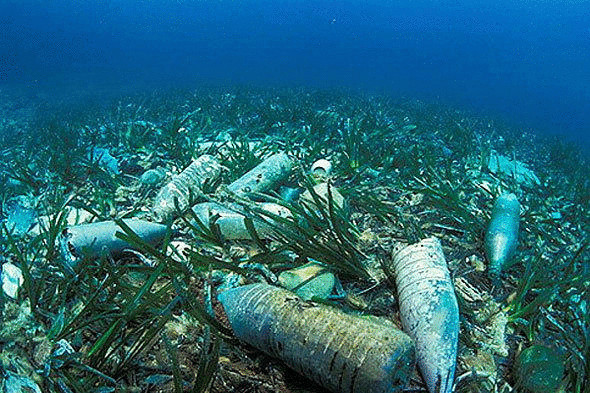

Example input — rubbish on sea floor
[277,261,336,300]
[311,158,332,180]
[152,154,221,222]
[453,277,510,357]
[514,345,564,392]
[218,283,415,393]
[1,262,23,299]
[484,193,520,280]
[197,140,260,154]
[3,196,37,236]
[388,237,459,393]
[91,147,120,175]
[29,207,95,236]
[278,185,304,202]
[49,339,76,369]
[458,349,498,387]
[485,150,540,186]
[191,202,291,240]
[140,168,166,186]
[215,262,279,292]
[227,152,293,197]
[60,219,168,266]
[300,182,346,213]
[2,371,42,393]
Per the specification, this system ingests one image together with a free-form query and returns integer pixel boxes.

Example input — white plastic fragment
[91,147,119,175]
[1,262,24,299]
[486,151,540,185]
[227,152,293,196]
[3,196,36,236]
[300,182,346,212]
[485,193,520,280]
[311,158,332,178]
[60,219,168,266]
[3,371,42,393]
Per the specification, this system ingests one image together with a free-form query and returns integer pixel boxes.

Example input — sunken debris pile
[0,87,588,393]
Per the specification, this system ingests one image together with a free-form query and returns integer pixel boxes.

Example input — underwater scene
[1,1,588,393]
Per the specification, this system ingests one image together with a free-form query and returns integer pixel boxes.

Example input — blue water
[1,0,589,146]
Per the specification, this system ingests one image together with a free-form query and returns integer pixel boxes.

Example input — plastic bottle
[218,283,415,393]
[152,154,221,222]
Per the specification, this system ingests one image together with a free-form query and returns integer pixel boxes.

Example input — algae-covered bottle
[485,193,520,280]
[152,154,221,222]
[388,237,459,393]
[227,152,293,196]
[218,283,415,393]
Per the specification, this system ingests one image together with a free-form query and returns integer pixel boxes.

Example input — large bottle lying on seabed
[226,152,293,197]
[387,237,459,393]
[191,202,292,240]
[485,193,520,280]
[60,219,168,267]
[218,283,416,393]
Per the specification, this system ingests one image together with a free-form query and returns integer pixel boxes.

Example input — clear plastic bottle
[152,154,221,222]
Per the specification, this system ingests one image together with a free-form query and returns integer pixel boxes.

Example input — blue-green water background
[1,0,589,146]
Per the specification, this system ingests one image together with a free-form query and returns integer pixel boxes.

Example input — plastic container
[152,154,221,222]
[388,237,459,393]
[60,219,168,266]
[191,202,291,240]
[227,152,293,196]
[219,283,415,393]
[485,193,520,280]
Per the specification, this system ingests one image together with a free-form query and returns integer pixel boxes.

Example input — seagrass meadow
[0,86,588,393]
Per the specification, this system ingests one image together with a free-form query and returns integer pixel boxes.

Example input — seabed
[0,86,587,393]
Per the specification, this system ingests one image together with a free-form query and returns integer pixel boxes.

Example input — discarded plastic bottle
[60,219,168,266]
[388,237,459,393]
[227,152,293,197]
[152,154,221,222]
[218,283,415,393]
[300,182,347,213]
[191,202,291,240]
[485,193,520,280]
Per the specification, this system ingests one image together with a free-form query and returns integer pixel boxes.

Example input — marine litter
[0,87,588,393]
